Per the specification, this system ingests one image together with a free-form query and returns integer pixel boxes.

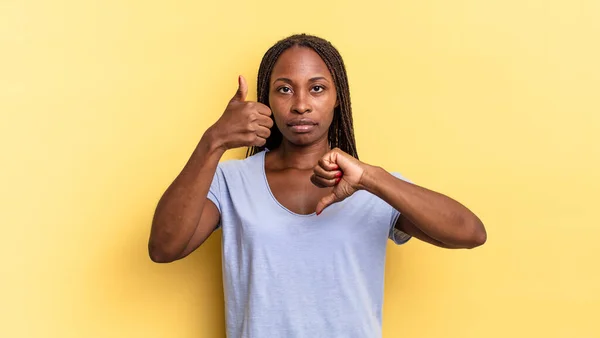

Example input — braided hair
[246,34,359,159]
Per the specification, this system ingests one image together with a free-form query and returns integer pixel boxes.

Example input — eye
[278,86,292,94]
[311,85,325,93]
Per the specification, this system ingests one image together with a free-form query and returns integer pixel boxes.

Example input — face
[269,46,338,147]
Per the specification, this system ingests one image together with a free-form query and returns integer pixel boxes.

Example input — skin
[265,46,340,215]
[148,46,486,263]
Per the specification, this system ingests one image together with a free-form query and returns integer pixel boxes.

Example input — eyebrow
[273,76,330,84]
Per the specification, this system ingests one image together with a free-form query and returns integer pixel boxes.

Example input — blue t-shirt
[207,150,411,338]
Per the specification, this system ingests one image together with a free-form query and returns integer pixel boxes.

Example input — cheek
[318,95,337,118]
[268,97,287,126]
[269,93,289,111]
[320,90,337,110]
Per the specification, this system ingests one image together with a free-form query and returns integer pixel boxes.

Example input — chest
[265,169,332,215]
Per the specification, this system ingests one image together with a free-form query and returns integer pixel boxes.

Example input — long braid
[246,34,359,159]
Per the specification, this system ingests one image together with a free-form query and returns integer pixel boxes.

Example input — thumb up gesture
[211,76,274,150]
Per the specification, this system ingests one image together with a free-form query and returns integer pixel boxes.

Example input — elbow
[464,218,487,249]
[148,242,180,264]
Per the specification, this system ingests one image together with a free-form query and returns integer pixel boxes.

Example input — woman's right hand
[210,75,273,151]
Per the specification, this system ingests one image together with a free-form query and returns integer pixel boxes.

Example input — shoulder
[219,150,263,169]
[216,150,265,180]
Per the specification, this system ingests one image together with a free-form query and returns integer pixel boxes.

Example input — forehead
[271,46,332,80]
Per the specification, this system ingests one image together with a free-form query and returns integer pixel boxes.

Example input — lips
[287,118,317,127]
[287,119,317,133]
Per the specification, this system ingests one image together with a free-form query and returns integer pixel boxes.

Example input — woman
[149,34,486,338]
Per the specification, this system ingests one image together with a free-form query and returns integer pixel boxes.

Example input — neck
[271,137,330,170]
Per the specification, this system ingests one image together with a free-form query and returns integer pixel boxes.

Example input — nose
[291,90,312,114]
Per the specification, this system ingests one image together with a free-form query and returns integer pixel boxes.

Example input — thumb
[316,193,338,216]
[231,75,248,102]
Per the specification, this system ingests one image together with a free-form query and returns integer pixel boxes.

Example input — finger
[310,174,338,188]
[318,157,339,171]
[252,136,267,147]
[313,165,342,180]
[310,174,328,188]
[316,193,338,215]
[231,75,248,102]
[255,125,271,139]
[255,102,272,116]
[256,115,274,129]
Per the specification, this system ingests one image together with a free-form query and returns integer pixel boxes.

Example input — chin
[288,134,328,147]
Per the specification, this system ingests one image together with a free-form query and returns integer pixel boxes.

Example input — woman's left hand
[311,148,370,215]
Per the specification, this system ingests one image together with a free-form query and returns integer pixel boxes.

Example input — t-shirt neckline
[260,150,317,217]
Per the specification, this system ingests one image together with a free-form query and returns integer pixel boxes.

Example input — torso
[212,150,407,338]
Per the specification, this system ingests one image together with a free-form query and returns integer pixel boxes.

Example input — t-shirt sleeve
[206,165,225,229]
[387,172,412,245]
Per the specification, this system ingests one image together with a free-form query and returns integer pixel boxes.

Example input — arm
[148,128,224,263]
[312,149,486,249]
[148,75,273,263]
[360,167,487,249]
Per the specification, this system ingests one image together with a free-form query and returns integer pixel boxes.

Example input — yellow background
[1,1,598,337]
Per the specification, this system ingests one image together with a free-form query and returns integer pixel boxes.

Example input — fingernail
[316,211,321,216]
[335,177,341,183]
[335,172,342,178]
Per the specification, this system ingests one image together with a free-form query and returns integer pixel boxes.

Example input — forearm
[149,127,225,261]
[359,166,486,248]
